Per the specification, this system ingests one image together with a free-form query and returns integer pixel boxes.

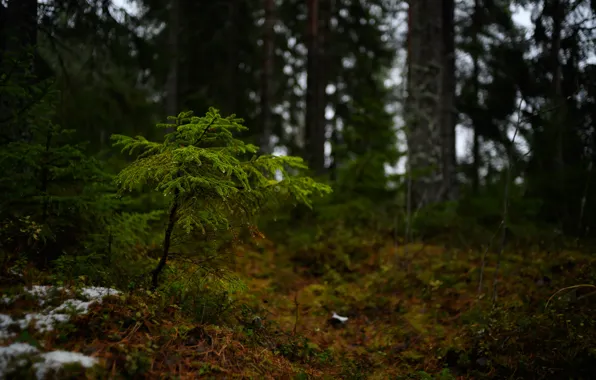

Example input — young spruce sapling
[111,108,331,289]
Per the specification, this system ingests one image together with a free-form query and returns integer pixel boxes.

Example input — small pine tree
[0,56,110,266]
[112,108,332,288]
[0,55,157,278]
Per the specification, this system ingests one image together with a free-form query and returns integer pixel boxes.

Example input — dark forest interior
[1,0,596,378]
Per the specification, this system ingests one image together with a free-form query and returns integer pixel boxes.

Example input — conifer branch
[195,117,217,145]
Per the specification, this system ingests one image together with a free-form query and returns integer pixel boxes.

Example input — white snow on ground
[24,286,65,306]
[0,315,15,340]
[1,286,119,339]
[0,285,119,378]
[0,342,39,372]
[1,297,13,305]
[80,287,118,299]
[0,343,98,379]
[34,350,99,379]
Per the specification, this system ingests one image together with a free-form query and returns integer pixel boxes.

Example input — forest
[1,0,596,378]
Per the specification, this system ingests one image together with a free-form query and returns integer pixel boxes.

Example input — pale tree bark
[405,0,447,207]
[405,0,457,207]
[260,0,275,154]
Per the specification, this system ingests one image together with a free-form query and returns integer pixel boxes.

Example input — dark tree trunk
[151,191,179,290]
[471,0,481,194]
[441,0,457,201]
[260,0,275,154]
[165,0,180,121]
[549,0,567,222]
[305,0,327,176]
[315,0,331,174]
[226,0,240,115]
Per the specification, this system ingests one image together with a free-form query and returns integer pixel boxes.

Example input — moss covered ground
[1,236,595,379]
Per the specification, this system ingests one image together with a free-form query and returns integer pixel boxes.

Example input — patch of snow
[0,285,114,378]
[0,342,98,379]
[0,341,39,356]
[34,351,98,379]
[24,285,51,299]
[80,286,119,300]
[8,268,22,278]
[53,299,94,315]
[1,296,15,305]
[0,314,16,340]
[24,286,64,306]
[20,313,71,333]
[1,285,120,338]
[0,342,40,376]
[0,315,14,329]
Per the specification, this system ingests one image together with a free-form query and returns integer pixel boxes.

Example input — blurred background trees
[1,0,596,247]
[2,1,596,377]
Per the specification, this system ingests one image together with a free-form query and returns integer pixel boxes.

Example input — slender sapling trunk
[151,188,179,290]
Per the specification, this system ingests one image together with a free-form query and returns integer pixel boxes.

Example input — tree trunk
[226,0,240,115]
[316,0,331,174]
[165,0,180,121]
[151,190,179,290]
[260,0,275,155]
[471,0,481,194]
[405,0,445,207]
[441,0,457,201]
[305,0,327,176]
[549,0,567,222]
[472,119,480,193]
[329,106,340,181]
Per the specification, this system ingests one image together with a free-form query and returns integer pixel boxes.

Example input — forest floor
[0,237,593,379]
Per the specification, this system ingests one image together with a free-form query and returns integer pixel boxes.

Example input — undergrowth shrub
[0,56,174,289]
[158,264,248,324]
[265,195,394,276]
[0,57,108,269]
[448,262,596,379]
[409,181,556,250]
[259,146,399,275]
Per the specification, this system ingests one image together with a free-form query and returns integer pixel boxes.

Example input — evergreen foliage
[0,56,163,286]
[0,56,108,265]
[112,108,332,288]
